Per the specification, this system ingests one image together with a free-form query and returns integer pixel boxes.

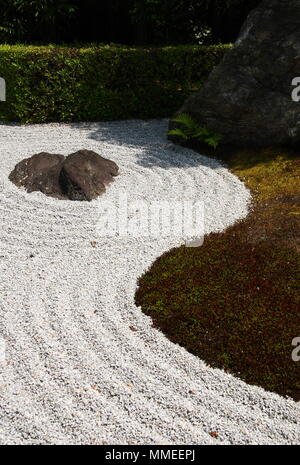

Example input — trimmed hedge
[0,44,229,123]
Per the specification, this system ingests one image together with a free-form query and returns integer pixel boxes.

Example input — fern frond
[167,128,189,140]
[168,114,222,149]
[204,134,222,149]
[171,113,198,130]
[193,126,210,138]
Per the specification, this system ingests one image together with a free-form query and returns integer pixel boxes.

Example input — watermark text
[0,77,5,101]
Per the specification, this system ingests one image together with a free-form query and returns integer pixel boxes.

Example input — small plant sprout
[168,113,222,149]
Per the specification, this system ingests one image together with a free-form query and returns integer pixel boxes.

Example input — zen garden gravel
[0,119,299,444]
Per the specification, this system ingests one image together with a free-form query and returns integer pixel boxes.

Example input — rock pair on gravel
[9,150,119,201]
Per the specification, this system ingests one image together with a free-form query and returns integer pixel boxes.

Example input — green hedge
[0,44,230,123]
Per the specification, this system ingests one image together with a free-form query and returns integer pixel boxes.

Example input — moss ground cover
[135,146,300,400]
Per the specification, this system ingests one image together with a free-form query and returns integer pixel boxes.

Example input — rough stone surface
[171,0,300,146]
[60,150,119,201]
[9,152,65,198]
[9,150,119,201]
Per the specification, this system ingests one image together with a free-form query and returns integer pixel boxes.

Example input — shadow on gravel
[71,120,222,170]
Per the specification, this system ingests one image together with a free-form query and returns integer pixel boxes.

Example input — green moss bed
[135,147,300,401]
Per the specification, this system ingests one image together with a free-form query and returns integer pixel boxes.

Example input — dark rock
[60,150,119,201]
[170,0,300,146]
[9,152,65,198]
[9,150,119,201]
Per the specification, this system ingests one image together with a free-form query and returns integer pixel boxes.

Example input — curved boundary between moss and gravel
[135,147,300,401]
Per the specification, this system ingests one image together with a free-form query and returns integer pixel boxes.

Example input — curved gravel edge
[0,119,299,445]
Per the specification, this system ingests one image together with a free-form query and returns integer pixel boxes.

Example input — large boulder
[9,152,65,198]
[171,0,300,146]
[9,150,119,201]
[60,150,119,201]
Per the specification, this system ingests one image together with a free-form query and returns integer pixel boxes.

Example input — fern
[168,113,222,149]
[167,128,189,140]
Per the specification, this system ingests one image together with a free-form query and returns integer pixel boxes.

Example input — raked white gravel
[0,119,299,445]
